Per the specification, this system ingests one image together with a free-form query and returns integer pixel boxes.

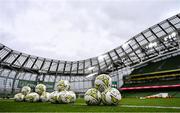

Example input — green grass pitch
[0,98,180,112]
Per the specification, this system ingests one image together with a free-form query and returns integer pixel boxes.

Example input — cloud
[0,0,179,61]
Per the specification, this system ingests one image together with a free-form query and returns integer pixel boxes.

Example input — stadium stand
[131,54,180,75]
[121,54,180,97]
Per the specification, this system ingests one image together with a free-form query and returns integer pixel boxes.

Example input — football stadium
[1,1,180,113]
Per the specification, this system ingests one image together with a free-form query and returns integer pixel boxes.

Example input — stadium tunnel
[0,13,180,98]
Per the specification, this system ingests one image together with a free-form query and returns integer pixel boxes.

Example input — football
[94,74,112,92]
[21,86,31,96]
[69,91,76,103]
[14,93,25,102]
[35,84,46,95]
[40,92,50,102]
[101,88,121,105]
[84,88,101,105]
[59,91,74,104]
[24,92,40,102]
[49,91,59,103]
[56,80,70,91]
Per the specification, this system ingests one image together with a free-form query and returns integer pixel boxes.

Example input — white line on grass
[121,105,180,109]
[76,103,180,109]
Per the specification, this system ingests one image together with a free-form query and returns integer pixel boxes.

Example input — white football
[56,80,70,91]
[101,88,121,105]
[57,91,63,103]
[14,93,24,102]
[95,74,112,92]
[25,92,40,102]
[40,92,50,102]
[59,91,74,104]
[84,88,101,105]
[49,91,59,103]
[69,91,76,103]
[21,86,31,96]
[35,84,46,95]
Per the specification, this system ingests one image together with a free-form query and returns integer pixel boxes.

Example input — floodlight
[88,66,95,71]
[148,42,157,48]
[164,32,177,41]
[164,37,168,41]
[38,70,47,73]
[86,72,98,78]
[98,54,107,61]
[169,32,176,38]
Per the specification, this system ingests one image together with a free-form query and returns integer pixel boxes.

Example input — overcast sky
[0,0,179,61]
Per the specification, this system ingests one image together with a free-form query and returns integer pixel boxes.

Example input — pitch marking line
[121,105,180,109]
[76,103,180,109]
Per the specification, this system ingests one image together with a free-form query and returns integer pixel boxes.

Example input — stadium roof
[0,13,180,76]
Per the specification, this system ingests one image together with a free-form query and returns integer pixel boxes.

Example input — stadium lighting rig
[164,32,177,41]
[148,42,157,48]
[38,70,47,74]
[98,54,107,61]
[169,32,177,39]
[86,72,98,78]
[87,66,95,71]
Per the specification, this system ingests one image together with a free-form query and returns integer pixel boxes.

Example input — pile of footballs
[14,80,76,104]
[84,74,121,105]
